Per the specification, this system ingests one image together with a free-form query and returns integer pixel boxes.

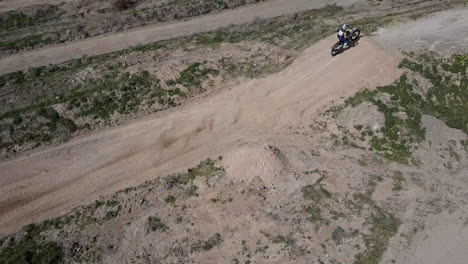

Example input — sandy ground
[381,114,468,264]
[1,4,467,262]
[0,36,402,236]
[401,211,468,264]
[372,8,468,55]
[0,0,360,75]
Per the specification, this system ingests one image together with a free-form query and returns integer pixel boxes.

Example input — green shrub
[302,184,331,202]
[343,52,468,164]
[147,216,168,233]
[169,62,219,89]
[0,34,48,51]
[354,211,399,264]
[331,226,346,244]
[191,233,223,252]
[0,5,60,31]
[0,239,64,264]
[304,205,322,222]
[165,195,176,204]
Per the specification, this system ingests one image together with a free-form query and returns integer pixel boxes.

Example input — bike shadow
[344,35,362,51]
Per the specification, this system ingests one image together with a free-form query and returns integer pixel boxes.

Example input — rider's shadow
[346,35,362,50]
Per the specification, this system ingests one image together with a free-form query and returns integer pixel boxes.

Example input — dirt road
[0,36,401,236]
[0,0,359,75]
[372,8,468,55]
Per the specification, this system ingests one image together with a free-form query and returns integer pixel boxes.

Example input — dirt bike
[331,28,361,56]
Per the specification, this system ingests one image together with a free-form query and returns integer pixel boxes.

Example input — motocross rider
[338,24,351,48]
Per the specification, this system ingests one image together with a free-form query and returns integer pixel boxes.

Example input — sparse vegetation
[0,34,53,51]
[191,233,223,252]
[166,62,219,89]
[106,200,119,207]
[185,185,199,197]
[304,205,322,223]
[147,216,169,233]
[165,195,177,204]
[342,52,467,164]
[448,145,461,161]
[175,159,221,185]
[103,209,120,221]
[354,210,400,264]
[0,5,61,31]
[392,171,405,191]
[399,54,467,133]
[352,193,400,264]
[461,140,468,152]
[367,174,384,192]
[331,226,346,244]
[0,70,183,155]
[272,234,295,246]
[302,174,332,202]
[111,0,138,10]
[0,239,64,264]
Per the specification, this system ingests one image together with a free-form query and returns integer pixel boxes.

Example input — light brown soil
[0,36,402,236]
[372,8,468,55]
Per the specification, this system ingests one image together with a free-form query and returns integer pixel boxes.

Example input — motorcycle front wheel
[350,29,360,41]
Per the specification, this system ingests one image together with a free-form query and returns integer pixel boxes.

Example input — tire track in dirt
[372,8,468,55]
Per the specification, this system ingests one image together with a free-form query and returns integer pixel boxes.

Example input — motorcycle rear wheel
[331,48,340,56]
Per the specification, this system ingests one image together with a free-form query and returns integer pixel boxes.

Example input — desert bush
[0,239,64,264]
[111,0,138,10]
[147,216,168,233]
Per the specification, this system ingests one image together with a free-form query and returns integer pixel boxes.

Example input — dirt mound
[222,145,290,187]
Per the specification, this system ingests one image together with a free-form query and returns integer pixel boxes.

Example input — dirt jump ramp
[0,36,401,236]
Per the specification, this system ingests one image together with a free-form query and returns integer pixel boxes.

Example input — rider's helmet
[342,24,349,31]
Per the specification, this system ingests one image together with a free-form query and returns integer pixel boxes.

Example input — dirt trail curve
[0,0,359,75]
[0,36,401,236]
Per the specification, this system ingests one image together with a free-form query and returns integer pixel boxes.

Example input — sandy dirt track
[372,8,468,55]
[0,36,401,236]
[0,0,359,75]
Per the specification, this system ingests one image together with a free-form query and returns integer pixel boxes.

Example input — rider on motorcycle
[338,24,351,48]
